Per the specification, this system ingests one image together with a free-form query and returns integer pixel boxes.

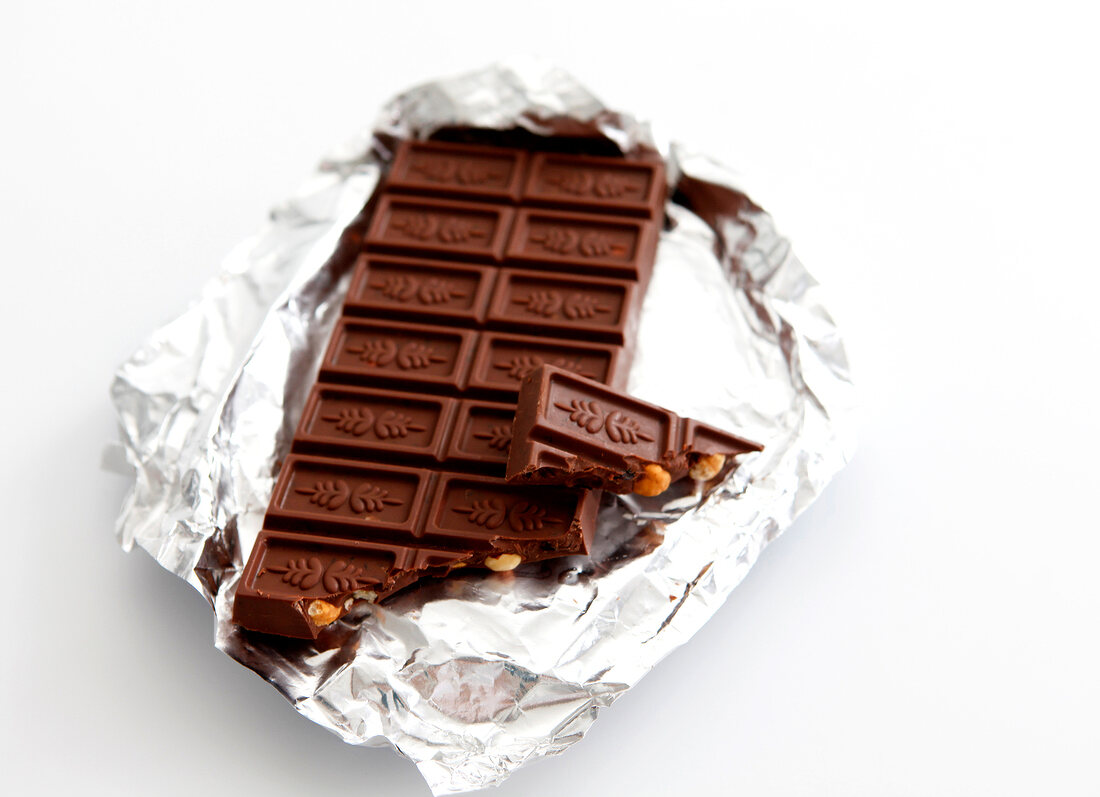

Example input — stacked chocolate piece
[233,140,667,638]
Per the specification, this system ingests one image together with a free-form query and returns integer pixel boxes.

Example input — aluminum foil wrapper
[109,63,856,794]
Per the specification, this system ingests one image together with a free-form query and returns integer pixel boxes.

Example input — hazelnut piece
[307,599,341,627]
[484,553,522,571]
[689,453,726,481]
[633,464,671,497]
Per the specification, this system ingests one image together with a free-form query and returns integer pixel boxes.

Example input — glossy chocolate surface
[319,319,622,400]
[344,255,637,344]
[505,208,658,280]
[487,269,635,344]
[523,151,666,218]
[365,195,514,262]
[320,318,478,394]
[387,141,528,203]
[267,455,598,553]
[293,385,514,474]
[344,254,495,326]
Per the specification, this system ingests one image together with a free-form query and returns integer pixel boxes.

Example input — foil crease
[109,64,856,795]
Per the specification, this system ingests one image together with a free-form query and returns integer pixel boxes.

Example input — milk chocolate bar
[507,365,763,495]
[233,139,668,639]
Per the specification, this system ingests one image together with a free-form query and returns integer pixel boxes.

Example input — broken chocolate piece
[233,531,472,640]
[506,365,762,494]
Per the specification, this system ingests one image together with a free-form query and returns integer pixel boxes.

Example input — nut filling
[633,464,671,497]
[307,599,341,627]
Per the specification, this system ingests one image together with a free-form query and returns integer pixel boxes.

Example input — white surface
[1,1,1097,794]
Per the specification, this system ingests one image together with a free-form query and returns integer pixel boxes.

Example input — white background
[2,1,1097,794]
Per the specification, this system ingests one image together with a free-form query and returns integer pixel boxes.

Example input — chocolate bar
[233,139,668,638]
[507,365,762,495]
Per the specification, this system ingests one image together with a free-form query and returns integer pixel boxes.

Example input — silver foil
[109,64,856,795]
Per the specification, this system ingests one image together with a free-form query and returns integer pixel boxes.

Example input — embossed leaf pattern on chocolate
[514,290,564,317]
[418,278,466,305]
[271,556,324,589]
[494,355,595,381]
[554,399,605,433]
[457,161,494,185]
[547,171,594,195]
[531,228,624,259]
[439,217,484,243]
[605,410,655,444]
[546,169,636,198]
[495,355,543,380]
[392,213,439,240]
[372,274,419,302]
[322,560,370,592]
[594,173,633,198]
[371,275,465,305]
[396,342,446,370]
[412,158,460,183]
[530,228,580,254]
[349,482,401,513]
[411,157,496,186]
[553,401,655,444]
[322,408,375,436]
[550,358,596,378]
[562,293,609,320]
[473,424,512,451]
[320,407,426,440]
[455,499,506,530]
[267,557,372,593]
[507,501,554,532]
[373,410,426,439]
[296,480,350,510]
[348,338,398,366]
[579,232,617,258]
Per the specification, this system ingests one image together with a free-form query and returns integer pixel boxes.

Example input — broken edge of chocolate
[506,365,763,495]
